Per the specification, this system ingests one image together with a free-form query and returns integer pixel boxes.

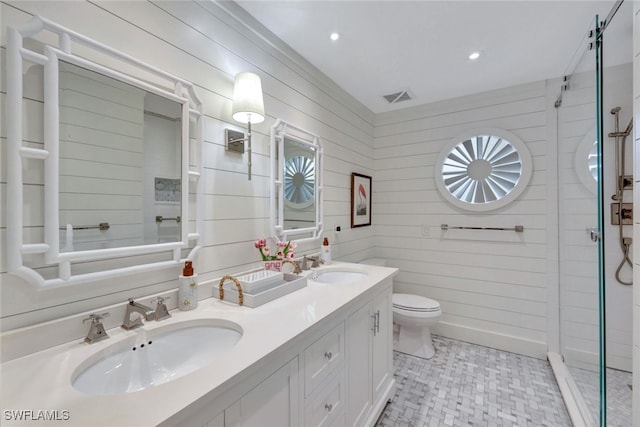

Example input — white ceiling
[236,0,633,114]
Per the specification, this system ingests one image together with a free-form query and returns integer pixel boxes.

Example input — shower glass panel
[556,17,602,424]
[599,3,634,426]
[557,3,633,425]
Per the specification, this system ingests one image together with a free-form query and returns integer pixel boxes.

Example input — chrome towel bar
[441,224,524,233]
[156,215,181,223]
[59,223,110,231]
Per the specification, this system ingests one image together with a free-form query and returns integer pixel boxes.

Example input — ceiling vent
[382,90,413,104]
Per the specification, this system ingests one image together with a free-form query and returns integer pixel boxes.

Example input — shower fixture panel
[619,175,633,190]
[610,203,633,225]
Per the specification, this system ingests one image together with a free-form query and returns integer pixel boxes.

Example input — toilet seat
[392,293,440,313]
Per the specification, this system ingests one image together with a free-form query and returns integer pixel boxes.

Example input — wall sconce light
[230,72,265,180]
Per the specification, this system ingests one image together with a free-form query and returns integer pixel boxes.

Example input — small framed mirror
[270,120,323,243]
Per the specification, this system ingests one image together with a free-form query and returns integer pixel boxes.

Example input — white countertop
[1,262,397,426]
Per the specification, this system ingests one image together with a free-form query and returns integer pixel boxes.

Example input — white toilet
[359,259,442,360]
[392,293,441,359]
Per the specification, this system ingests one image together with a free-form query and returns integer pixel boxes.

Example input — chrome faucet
[121,298,155,330]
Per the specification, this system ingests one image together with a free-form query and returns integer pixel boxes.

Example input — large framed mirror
[270,120,323,243]
[7,16,204,288]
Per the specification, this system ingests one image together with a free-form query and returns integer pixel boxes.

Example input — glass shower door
[557,5,634,424]
[556,14,603,426]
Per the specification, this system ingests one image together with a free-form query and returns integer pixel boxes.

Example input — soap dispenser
[320,237,332,265]
[178,261,198,311]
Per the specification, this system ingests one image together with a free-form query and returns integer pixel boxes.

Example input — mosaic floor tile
[376,336,572,427]
[569,365,632,427]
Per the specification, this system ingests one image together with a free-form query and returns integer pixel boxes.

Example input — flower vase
[263,260,282,272]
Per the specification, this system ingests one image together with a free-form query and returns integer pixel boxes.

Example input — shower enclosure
[554,2,633,425]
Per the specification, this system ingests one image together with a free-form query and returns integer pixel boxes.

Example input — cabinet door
[225,357,300,427]
[371,287,392,401]
[346,301,372,427]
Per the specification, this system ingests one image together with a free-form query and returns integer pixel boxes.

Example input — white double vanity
[2,263,397,427]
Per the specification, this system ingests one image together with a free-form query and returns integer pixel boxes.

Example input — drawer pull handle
[324,403,333,412]
[324,351,333,360]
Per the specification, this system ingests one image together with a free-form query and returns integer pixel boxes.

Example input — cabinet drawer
[304,322,345,396]
[304,372,344,427]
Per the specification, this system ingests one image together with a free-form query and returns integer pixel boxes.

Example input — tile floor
[376,336,572,427]
[569,365,633,427]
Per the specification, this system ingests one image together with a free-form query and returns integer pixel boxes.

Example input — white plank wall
[373,82,551,358]
[0,0,375,330]
[0,1,635,384]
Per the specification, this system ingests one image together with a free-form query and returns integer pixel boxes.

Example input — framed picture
[351,173,372,228]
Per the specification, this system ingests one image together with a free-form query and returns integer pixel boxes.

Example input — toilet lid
[392,293,440,312]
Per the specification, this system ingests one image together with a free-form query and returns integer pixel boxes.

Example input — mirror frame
[6,16,204,288]
[270,119,323,243]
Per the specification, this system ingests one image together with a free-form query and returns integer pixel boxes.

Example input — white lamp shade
[232,72,265,124]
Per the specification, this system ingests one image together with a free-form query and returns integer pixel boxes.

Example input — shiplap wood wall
[372,63,633,364]
[0,0,376,330]
[0,1,635,382]
[373,82,551,358]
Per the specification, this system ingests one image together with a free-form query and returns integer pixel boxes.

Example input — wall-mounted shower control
[619,175,633,190]
[611,203,633,225]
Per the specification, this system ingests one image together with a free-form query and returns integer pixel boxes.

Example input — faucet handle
[83,313,110,344]
[83,312,110,324]
[152,296,172,321]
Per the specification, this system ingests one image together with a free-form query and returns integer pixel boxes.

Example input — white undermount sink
[72,319,242,395]
[310,267,368,284]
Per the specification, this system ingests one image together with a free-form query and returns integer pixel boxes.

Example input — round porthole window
[574,130,598,195]
[284,155,315,207]
[435,130,532,211]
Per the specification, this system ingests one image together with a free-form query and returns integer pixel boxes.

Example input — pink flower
[255,237,295,262]
[289,242,298,250]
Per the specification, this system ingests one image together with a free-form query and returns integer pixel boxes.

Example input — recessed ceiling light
[330,32,340,41]
[469,51,481,60]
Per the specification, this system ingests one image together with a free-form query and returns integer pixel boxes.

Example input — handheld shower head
[611,106,622,114]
